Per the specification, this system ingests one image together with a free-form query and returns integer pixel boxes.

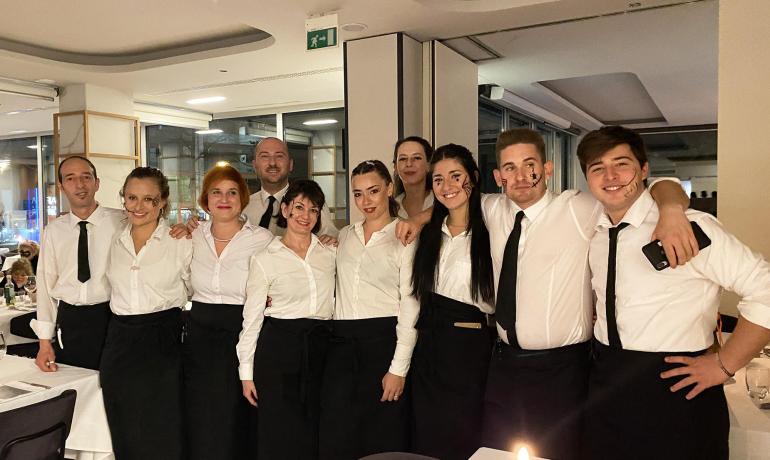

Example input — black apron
[182,301,254,460]
[54,301,111,370]
[481,339,590,460]
[582,340,729,460]
[411,293,494,460]
[100,308,184,460]
[319,317,409,460]
[254,316,330,460]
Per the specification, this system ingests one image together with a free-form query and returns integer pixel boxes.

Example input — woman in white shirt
[393,136,434,219]
[100,167,193,460]
[409,144,496,460]
[319,160,419,460]
[237,180,335,459]
[184,165,273,460]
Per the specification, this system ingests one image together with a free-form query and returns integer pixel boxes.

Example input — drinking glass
[0,331,6,360]
[24,275,36,295]
[746,364,770,409]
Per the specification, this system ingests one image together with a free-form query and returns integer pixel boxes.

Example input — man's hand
[652,204,698,268]
[242,380,258,406]
[318,234,338,247]
[395,219,422,246]
[660,353,730,400]
[35,339,58,372]
[381,372,405,402]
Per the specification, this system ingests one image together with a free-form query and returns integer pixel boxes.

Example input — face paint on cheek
[461,177,472,197]
[501,178,508,191]
[151,197,161,207]
[622,170,639,198]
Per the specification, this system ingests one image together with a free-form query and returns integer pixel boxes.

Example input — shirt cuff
[238,363,254,381]
[388,358,410,378]
[30,319,55,340]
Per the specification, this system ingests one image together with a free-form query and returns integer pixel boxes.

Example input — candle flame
[517,446,530,460]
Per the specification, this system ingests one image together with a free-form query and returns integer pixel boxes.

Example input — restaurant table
[726,355,770,460]
[470,447,548,459]
[0,355,114,460]
[0,305,36,345]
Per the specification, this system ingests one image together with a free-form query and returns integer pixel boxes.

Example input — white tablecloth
[0,355,114,460]
[726,356,770,460]
[0,307,35,345]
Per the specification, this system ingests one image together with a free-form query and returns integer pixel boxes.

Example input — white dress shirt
[334,219,419,377]
[434,218,494,314]
[395,192,434,219]
[237,235,336,380]
[483,191,601,348]
[106,219,193,316]
[241,183,339,237]
[33,205,125,339]
[590,190,770,352]
[191,219,273,305]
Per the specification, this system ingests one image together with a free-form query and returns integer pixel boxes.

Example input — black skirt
[182,301,254,460]
[410,293,494,460]
[254,316,331,460]
[481,339,590,460]
[319,317,409,460]
[54,301,112,370]
[582,340,729,460]
[100,308,184,460]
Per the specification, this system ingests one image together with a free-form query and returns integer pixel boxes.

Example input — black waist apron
[99,307,184,460]
[481,338,590,460]
[53,301,111,370]
[254,316,330,460]
[319,316,408,460]
[182,301,253,460]
[583,340,729,460]
[411,293,494,460]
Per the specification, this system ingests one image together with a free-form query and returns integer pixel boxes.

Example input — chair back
[0,389,77,460]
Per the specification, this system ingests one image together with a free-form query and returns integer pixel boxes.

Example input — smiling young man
[242,137,338,237]
[479,128,695,460]
[33,156,125,371]
[579,126,770,460]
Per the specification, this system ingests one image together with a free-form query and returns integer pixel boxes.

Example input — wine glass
[746,364,770,409]
[24,275,36,305]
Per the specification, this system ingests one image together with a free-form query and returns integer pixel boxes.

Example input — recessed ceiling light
[6,111,20,115]
[27,145,38,149]
[341,22,367,32]
[187,96,226,105]
[302,119,338,126]
[195,129,224,135]
[216,161,229,167]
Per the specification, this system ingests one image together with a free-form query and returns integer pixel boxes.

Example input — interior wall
[432,41,479,153]
[717,0,770,314]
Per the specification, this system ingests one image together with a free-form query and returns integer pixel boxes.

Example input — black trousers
[9,312,36,339]
[319,317,409,460]
[100,308,184,460]
[54,301,112,370]
[481,340,590,460]
[254,317,330,460]
[583,341,729,460]
[183,302,253,460]
[411,293,493,460]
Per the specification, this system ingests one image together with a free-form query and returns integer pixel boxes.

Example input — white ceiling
[0,0,716,135]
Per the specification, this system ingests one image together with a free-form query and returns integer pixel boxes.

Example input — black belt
[496,339,590,359]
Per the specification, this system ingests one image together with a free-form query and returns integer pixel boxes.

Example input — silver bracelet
[716,352,735,378]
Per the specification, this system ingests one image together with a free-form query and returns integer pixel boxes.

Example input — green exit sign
[307,27,338,50]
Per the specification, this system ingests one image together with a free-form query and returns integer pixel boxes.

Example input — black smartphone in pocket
[642,221,711,271]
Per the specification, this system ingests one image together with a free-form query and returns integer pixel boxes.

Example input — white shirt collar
[596,189,655,230]
[259,183,290,203]
[67,204,105,228]
[440,216,469,238]
[511,190,554,223]
[267,233,320,254]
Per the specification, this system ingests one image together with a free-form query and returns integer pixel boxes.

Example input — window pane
[0,137,40,246]
[479,103,504,193]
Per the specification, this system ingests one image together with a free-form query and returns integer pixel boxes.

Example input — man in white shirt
[578,125,770,460]
[33,156,124,371]
[479,129,694,460]
[242,137,338,237]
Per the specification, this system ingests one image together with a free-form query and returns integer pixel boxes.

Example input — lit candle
[517,446,530,460]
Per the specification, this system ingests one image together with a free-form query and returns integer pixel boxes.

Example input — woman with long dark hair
[238,179,335,459]
[184,165,273,460]
[319,160,419,460]
[410,143,495,460]
[101,167,193,460]
[393,136,434,219]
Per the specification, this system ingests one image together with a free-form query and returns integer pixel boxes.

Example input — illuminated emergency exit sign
[307,27,337,50]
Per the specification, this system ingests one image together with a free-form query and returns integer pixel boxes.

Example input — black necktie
[606,222,630,349]
[496,210,526,347]
[258,196,276,229]
[77,221,91,283]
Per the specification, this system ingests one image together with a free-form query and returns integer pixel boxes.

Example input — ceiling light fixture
[187,96,226,105]
[6,111,20,115]
[27,145,38,149]
[216,161,229,167]
[302,119,338,126]
[341,22,367,32]
[195,129,224,135]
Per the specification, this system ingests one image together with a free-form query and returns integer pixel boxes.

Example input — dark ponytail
[351,160,400,218]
